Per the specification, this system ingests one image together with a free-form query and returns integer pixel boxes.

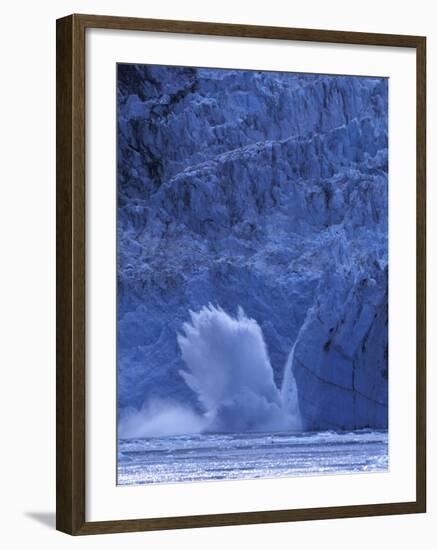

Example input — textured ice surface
[117,430,388,485]
[117,64,388,432]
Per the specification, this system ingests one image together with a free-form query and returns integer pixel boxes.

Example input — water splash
[178,304,301,432]
[119,304,303,437]
[281,308,314,430]
[280,344,302,431]
[118,399,207,438]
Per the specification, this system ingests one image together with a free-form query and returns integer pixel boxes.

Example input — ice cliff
[117,64,388,431]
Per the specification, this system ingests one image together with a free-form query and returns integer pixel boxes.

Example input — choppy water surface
[117,429,388,485]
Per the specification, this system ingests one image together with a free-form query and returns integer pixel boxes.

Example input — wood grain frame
[56,13,426,535]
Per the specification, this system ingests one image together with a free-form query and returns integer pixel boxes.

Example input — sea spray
[178,304,301,432]
[119,304,303,437]
[280,309,314,431]
[118,399,207,438]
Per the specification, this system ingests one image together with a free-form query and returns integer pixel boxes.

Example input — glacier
[117,64,388,433]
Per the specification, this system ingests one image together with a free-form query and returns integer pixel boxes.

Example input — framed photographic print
[56,14,426,535]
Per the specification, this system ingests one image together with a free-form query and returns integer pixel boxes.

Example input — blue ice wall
[117,64,388,431]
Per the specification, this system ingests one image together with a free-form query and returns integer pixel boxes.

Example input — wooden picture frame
[56,13,426,535]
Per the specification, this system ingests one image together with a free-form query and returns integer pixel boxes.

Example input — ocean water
[117,429,388,485]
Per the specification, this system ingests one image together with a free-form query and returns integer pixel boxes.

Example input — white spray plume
[178,304,301,432]
[118,399,207,438]
[120,304,302,438]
